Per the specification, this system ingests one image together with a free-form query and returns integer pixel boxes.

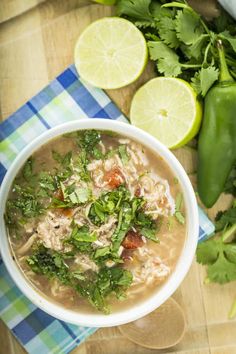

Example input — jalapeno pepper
[197,40,236,208]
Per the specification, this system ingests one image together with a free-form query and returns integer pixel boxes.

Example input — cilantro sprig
[197,202,236,283]
[196,201,236,317]
[197,234,236,284]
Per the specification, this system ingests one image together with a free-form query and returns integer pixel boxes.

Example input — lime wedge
[74,17,148,89]
[130,78,202,149]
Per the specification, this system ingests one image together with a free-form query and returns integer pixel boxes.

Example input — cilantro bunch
[116,0,236,96]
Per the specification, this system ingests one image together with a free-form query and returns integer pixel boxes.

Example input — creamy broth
[6,130,186,314]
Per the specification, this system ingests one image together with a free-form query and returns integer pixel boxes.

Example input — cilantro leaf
[118,145,129,165]
[174,193,185,224]
[158,17,179,49]
[111,204,133,252]
[74,187,91,203]
[62,183,91,205]
[75,266,133,313]
[191,70,202,95]
[75,150,90,182]
[6,185,44,219]
[140,227,158,242]
[22,158,34,181]
[134,211,160,242]
[52,150,72,167]
[197,237,236,284]
[150,2,173,20]
[191,66,219,97]
[77,130,101,152]
[225,243,236,264]
[213,7,236,34]
[207,253,236,284]
[94,246,111,259]
[188,34,209,60]
[89,186,130,225]
[196,238,221,265]
[199,66,219,97]
[27,245,71,284]
[175,211,185,224]
[39,172,56,193]
[148,41,182,77]
[116,0,153,22]
[92,147,104,160]
[175,8,204,45]
[215,206,236,232]
[70,225,97,243]
[219,31,236,53]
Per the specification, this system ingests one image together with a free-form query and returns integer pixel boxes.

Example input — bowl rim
[0,119,199,327]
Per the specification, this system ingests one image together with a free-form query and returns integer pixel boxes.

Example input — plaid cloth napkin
[0,65,215,354]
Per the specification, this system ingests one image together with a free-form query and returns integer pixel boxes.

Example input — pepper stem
[217,40,234,82]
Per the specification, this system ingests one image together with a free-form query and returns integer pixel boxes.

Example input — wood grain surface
[0,1,235,353]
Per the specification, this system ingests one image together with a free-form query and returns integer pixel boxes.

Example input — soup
[5,130,186,314]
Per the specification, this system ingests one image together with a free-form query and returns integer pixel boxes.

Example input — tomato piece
[54,189,73,217]
[135,186,141,197]
[122,230,144,249]
[104,167,125,189]
[54,188,64,201]
[61,208,73,217]
[121,249,134,261]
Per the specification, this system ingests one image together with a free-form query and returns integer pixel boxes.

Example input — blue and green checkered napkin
[0,65,215,354]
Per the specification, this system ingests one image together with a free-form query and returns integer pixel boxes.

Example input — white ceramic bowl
[0,119,199,327]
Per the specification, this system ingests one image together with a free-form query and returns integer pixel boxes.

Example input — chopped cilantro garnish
[118,145,129,165]
[27,245,71,284]
[94,246,111,259]
[70,225,97,243]
[22,157,34,181]
[6,184,44,219]
[39,172,56,193]
[60,182,91,205]
[174,192,185,224]
[27,244,132,314]
[52,150,72,166]
[134,211,160,242]
[89,185,131,225]
[75,266,133,313]
[75,150,90,182]
[77,130,101,151]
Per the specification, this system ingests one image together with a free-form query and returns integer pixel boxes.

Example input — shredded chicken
[74,254,98,273]
[17,234,38,255]
[130,246,170,286]
[95,216,117,247]
[36,211,72,251]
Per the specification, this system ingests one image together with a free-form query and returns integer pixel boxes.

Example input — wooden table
[0,1,235,353]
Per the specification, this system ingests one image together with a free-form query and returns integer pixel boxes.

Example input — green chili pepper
[197,40,236,208]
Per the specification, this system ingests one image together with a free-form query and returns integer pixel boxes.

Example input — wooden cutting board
[0,1,235,353]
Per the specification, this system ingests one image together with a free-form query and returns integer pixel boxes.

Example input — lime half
[130,78,202,149]
[74,17,148,89]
